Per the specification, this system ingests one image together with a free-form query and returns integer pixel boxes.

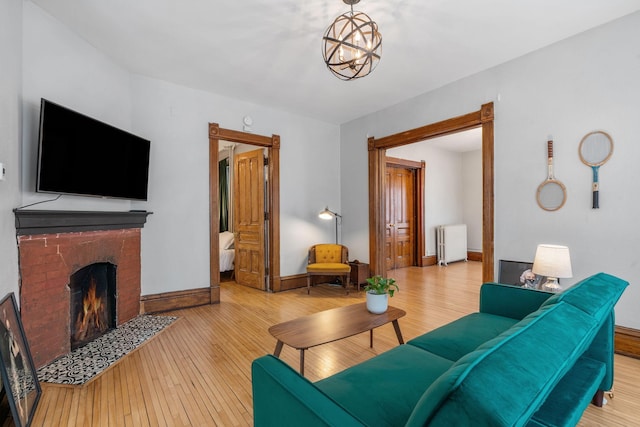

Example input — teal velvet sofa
[252,273,628,426]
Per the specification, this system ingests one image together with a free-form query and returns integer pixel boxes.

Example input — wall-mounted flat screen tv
[36,98,150,201]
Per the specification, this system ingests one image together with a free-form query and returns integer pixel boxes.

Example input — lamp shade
[532,244,573,279]
[318,207,341,244]
[319,207,336,220]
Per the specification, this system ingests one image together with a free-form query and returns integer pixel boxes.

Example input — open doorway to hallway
[207,123,281,300]
[367,102,494,282]
[386,128,482,270]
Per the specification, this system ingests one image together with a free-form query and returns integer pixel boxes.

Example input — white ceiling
[31,0,640,125]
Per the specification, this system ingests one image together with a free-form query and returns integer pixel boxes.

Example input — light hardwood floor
[28,262,640,426]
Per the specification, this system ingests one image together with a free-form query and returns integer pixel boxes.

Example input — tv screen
[37,99,150,201]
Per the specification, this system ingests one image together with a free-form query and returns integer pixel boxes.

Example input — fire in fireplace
[69,263,117,350]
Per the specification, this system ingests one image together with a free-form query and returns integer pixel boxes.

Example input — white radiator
[436,224,468,266]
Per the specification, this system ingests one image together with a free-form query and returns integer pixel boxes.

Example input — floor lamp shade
[319,207,341,244]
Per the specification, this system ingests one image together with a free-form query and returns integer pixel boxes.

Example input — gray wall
[0,0,22,300]
[340,12,640,329]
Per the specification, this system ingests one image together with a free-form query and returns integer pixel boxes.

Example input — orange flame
[73,277,108,343]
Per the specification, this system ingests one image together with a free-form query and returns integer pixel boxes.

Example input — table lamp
[532,244,573,292]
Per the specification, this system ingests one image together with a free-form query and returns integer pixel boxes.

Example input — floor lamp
[319,206,341,244]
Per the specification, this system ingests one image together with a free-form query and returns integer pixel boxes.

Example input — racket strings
[538,182,565,210]
[580,136,612,165]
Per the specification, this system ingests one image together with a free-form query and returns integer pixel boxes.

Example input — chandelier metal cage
[322,0,382,81]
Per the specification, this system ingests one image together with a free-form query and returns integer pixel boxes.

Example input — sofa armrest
[252,355,365,427]
[480,283,553,320]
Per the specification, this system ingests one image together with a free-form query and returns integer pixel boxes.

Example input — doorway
[208,123,281,300]
[384,157,425,270]
[368,103,495,282]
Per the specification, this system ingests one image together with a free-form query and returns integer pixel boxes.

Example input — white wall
[341,12,640,329]
[18,3,341,295]
[21,2,133,212]
[130,75,340,292]
[462,150,483,252]
[0,0,23,299]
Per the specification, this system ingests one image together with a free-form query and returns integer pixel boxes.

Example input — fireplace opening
[69,262,117,350]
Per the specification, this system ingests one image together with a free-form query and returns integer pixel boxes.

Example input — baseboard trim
[422,254,482,266]
[467,251,483,262]
[277,274,307,292]
[140,287,214,314]
[615,326,640,359]
[422,255,437,266]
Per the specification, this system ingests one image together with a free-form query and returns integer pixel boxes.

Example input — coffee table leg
[274,340,284,357]
[300,349,305,376]
[370,329,374,348]
[392,320,405,344]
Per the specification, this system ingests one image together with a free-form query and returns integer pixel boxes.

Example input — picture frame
[0,293,41,427]
[498,260,550,289]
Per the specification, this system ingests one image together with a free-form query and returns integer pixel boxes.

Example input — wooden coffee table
[268,303,406,375]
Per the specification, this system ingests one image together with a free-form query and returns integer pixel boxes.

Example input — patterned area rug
[37,314,177,386]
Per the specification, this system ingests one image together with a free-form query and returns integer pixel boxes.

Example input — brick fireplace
[14,210,150,368]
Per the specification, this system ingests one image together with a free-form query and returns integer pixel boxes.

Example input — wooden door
[234,149,266,290]
[385,166,415,270]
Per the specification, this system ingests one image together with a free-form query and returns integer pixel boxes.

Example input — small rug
[37,314,177,386]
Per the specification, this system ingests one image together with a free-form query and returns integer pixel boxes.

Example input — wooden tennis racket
[579,131,613,209]
[536,138,567,211]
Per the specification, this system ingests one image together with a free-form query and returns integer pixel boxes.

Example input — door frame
[368,102,494,282]
[385,156,425,268]
[208,123,281,302]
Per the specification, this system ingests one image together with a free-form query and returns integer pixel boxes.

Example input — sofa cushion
[306,263,351,273]
[252,355,366,426]
[541,272,629,318]
[408,301,598,426]
[407,312,519,361]
[315,344,453,427]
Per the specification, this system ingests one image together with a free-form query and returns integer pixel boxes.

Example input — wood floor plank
[25,262,640,426]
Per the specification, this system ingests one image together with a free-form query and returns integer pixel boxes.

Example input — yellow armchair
[306,244,351,294]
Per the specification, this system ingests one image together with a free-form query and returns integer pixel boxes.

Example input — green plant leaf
[363,275,398,296]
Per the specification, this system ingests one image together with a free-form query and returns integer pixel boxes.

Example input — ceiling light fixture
[322,0,382,81]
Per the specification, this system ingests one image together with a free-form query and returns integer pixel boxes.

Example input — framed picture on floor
[0,293,41,427]
[498,260,549,289]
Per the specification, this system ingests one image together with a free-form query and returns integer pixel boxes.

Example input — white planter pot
[366,292,388,314]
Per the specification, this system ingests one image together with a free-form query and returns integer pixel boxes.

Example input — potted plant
[364,275,399,314]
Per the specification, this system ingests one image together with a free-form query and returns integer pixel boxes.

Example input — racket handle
[593,190,599,209]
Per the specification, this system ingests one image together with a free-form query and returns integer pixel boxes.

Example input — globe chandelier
[322,0,382,81]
